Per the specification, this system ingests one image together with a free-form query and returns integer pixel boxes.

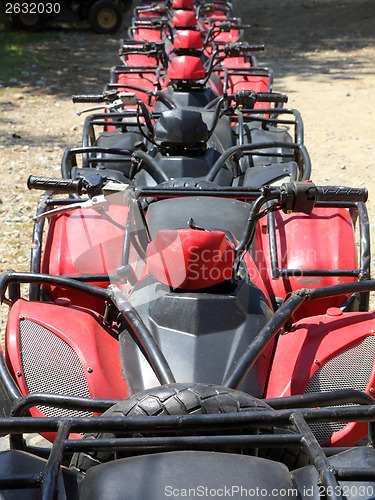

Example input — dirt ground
[0,0,374,289]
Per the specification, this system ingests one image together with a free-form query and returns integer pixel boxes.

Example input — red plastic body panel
[167,55,206,80]
[200,18,240,44]
[172,10,197,28]
[203,10,227,19]
[42,204,128,311]
[138,12,161,18]
[146,229,235,289]
[220,57,248,67]
[252,207,358,319]
[215,59,270,109]
[172,0,194,8]
[138,7,162,19]
[214,58,270,109]
[266,309,375,446]
[228,74,270,109]
[116,71,159,107]
[104,106,116,132]
[133,27,164,42]
[6,299,128,421]
[212,29,240,44]
[123,54,158,66]
[173,30,203,49]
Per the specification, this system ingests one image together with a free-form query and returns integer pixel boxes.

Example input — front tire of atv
[70,383,270,472]
[10,12,47,31]
[88,1,122,34]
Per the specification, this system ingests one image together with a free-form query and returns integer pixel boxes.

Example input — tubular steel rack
[1,401,375,499]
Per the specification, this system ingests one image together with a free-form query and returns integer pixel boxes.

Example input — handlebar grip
[245,44,265,52]
[135,19,164,26]
[256,92,288,103]
[121,44,145,51]
[121,44,137,50]
[223,24,251,30]
[316,186,368,203]
[224,43,265,54]
[72,95,105,103]
[27,176,83,194]
[134,20,150,25]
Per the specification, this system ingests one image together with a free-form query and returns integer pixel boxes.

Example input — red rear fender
[6,299,128,416]
[42,204,130,310]
[266,309,375,446]
[252,207,358,319]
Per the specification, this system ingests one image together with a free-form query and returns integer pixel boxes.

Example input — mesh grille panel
[304,335,375,442]
[19,319,92,418]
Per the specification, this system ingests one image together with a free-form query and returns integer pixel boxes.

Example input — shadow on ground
[234,0,375,80]
[1,0,374,96]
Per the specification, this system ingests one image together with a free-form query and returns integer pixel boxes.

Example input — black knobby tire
[10,12,47,31]
[70,383,270,472]
[88,0,122,34]
[258,426,311,470]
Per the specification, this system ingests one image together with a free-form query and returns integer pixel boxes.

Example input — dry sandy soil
[0,0,374,295]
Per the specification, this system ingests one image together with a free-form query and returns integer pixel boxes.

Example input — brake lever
[76,99,126,116]
[76,104,108,116]
[33,195,109,223]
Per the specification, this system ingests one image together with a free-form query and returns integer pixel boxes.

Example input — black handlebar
[27,175,368,208]
[242,44,265,52]
[226,43,265,53]
[235,181,368,256]
[279,182,368,214]
[235,24,251,30]
[218,22,251,32]
[27,176,84,195]
[133,19,169,27]
[225,90,288,109]
[28,174,107,197]
[72,90,118,104]
[218,42,265,59]
[255,92,288,103]
[121,42,165,53]
[72,95,105,104]
[316,185,368,203]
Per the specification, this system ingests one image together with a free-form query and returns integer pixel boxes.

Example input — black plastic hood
[154,108,209,144]
[119,277,273,397]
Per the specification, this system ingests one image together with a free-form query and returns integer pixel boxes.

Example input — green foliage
[0,30,60,83]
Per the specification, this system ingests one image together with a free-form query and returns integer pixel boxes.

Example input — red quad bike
[126,4,262,107]
[62,92,355,320]
[128,0,261,91]
[108,0,266,110]
[109,11,271,112]
[0,181,374,498]
[68,89,309,188]
[129,2,246,48]
[109,48,267,112]
[111,39,269,107]
[134,0,233,20]
[128,15,248,56]
[133,0,200,21]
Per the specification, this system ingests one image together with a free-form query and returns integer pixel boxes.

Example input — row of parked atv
[1,0,375,498]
